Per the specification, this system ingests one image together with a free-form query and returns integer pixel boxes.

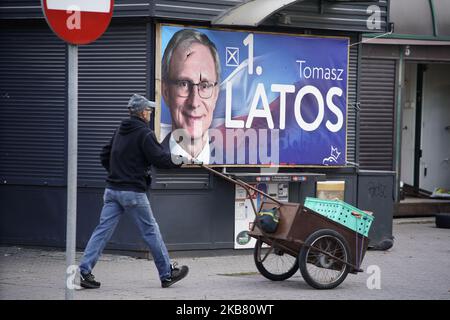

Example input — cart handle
[351,211,362,219]
[199,164,283,206]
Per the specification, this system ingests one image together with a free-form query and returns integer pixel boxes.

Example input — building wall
[0,0,394,251]
[0,18,366,250]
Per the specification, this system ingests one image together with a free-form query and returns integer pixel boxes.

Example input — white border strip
[46,0,110,13]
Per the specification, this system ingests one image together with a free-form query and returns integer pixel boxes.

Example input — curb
[394,218,435,225]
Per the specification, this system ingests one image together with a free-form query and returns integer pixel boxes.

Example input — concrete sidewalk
[1,218,449,300]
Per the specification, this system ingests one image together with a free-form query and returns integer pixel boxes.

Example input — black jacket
[100,116,180,192]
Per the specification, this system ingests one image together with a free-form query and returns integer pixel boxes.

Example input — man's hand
[179,155,191,165]
[191,158,203,165]
[172,154,202,166]
[171,154,190,165]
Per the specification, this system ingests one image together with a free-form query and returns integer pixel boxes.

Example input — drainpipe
[429,0,438,38]
[394,48,405,203]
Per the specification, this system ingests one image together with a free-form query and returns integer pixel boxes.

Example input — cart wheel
[299,229,351,290]
[254,239,298,281]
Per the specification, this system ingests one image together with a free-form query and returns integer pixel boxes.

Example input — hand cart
[200,164,370,290]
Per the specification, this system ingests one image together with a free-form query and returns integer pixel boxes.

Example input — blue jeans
[79,188,171,281]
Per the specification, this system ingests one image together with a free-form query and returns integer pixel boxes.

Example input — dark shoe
[161,263,189,288]
[80,272,101,289]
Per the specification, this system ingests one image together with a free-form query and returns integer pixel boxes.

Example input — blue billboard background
[160,25,348,166]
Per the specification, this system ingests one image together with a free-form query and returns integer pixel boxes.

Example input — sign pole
[66,43,78,300]
[41,0,114,300]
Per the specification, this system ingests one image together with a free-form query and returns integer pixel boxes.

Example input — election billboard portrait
[157,24,349,166]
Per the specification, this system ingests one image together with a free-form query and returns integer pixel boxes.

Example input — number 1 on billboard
[243,33,254,75]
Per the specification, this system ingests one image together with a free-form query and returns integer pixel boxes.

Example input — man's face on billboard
[163,42,219,140]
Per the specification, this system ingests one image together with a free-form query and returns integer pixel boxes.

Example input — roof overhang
[362,37,450,46]
[211,0,302,27]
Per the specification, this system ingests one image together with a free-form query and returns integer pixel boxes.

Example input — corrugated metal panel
[153,0,388,32]
[0,23,66,186]
[347,38,358,164]
[0,0,152,19]
[114,0,152,17]
[151,169,211,189]
[0,0,42,19]
[0,0,233,20]
[78,22,148,186]
[263,0,389,33]
[154,0,242,21]
[359,58,395,170]
[0,0,389,34]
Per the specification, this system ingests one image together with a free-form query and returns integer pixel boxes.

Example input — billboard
[157,24,348,166]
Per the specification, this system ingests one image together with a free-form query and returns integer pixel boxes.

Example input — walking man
[79,94,188,289]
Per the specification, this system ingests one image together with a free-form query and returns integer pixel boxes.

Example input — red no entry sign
[41,0,114,45]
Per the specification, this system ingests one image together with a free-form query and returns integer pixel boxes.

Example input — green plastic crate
[304,197,374,237]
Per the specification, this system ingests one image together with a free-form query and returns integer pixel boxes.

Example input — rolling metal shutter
[0,23,66,186]
[359,58,396,170]
[78,22,149,186]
